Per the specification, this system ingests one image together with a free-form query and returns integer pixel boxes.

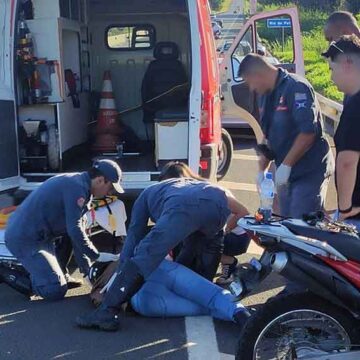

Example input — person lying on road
[76,162,251,331]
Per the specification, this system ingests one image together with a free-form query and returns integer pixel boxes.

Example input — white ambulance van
[0,0,223,204]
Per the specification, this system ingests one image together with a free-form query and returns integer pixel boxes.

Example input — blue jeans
[130,260,245,321]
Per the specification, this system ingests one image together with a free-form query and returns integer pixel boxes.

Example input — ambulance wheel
[47,125,60,171]
[217,128,233,180]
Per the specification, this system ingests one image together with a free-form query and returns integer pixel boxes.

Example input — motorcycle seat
[283,220,360,262]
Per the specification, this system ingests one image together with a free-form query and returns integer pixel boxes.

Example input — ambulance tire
[47,125,60,171]
[217,128,233,180]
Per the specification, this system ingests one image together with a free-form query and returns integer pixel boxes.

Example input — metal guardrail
[316,93,343,138]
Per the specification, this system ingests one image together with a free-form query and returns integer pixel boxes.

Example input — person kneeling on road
[157,162,251,286]
[3,160,122,300]
[159,161,250,285]
[76,162,251,331]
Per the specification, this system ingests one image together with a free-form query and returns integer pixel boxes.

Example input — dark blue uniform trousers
[277,171,329,218]
[6,239,68,300]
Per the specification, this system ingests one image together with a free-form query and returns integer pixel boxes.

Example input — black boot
[76,259,144,331]
[0,266,32,298]
[233,307,253,327]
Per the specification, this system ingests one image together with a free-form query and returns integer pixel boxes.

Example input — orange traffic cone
[92,70,122,153]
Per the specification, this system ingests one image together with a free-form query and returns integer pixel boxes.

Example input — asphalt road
[0,135,289,360]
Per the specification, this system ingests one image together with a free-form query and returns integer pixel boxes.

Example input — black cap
[322,36,360,60]
[93,159,124,193]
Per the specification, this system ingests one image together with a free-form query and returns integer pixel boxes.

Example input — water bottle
[259,172,275,222]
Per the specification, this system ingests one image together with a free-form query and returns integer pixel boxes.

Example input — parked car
[217,41,233,55]
[211,14,223,28]
[212,21,222,40]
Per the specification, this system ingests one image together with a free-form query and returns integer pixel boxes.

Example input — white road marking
[219,181,257,192]
[232,154,259,161]
[185,316,221,360]
[148,343,195,359]
[116,339,169,355]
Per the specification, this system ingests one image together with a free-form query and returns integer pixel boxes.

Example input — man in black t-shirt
[323,12,360,106]
[324,11,360,44]
[323,35,360,227]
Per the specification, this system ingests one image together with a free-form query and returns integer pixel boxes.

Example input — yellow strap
[109,213,117,233]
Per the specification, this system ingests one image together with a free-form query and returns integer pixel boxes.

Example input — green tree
[209,0,224,11]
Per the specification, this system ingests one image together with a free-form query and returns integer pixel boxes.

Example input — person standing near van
[239,54,334,218]
[3,160,122,300]
[76,170,251,331]
[324,11,360,106]
[322,35,360,228]
[324,11,360,44]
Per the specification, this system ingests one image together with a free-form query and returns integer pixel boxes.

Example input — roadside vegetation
[209,0,228,12]
[216,0,233,13]
[258,1,360,102]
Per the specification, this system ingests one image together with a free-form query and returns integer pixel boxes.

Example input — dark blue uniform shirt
[258,69,334,181]
[120,178,230,262]
[5,172,99,274]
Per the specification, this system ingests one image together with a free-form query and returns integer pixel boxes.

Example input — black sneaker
[216,257,238,285]
[76,306,120,331]
[64,273,83,289]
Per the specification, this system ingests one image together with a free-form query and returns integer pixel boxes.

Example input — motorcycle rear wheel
[236,292,360,360]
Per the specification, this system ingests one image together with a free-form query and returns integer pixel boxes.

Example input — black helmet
[88,261,111,284]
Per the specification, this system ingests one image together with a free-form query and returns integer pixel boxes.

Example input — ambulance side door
[220,7,304,142]
[0,0,21,192]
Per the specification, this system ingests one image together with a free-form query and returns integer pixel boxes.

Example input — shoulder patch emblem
[77,197,86,208]
[295,92,307,101]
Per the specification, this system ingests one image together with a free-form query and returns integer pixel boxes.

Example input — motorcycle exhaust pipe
[269,252,360,314]
[270,252,288,273]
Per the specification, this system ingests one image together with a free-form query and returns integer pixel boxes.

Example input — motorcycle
[231,212,360,360]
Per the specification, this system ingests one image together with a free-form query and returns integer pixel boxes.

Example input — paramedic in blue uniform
[76,172,251,331]
[239,54,334,218]
[4,160,122,300]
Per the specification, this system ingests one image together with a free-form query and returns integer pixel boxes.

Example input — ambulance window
[232,26,254,82]
[106,26,155,50]
[255,15,294,64]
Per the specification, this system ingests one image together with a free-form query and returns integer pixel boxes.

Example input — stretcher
[0,199,127,265]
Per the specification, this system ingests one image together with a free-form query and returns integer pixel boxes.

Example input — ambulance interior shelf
[18,59,59,106]
[17,18,66,105]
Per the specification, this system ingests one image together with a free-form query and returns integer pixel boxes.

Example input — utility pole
[250,0,257,14]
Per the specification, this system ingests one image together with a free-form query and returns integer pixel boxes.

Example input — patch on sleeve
[294,92,308,110]
[295,92,307,101]
[77,197,86,208]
